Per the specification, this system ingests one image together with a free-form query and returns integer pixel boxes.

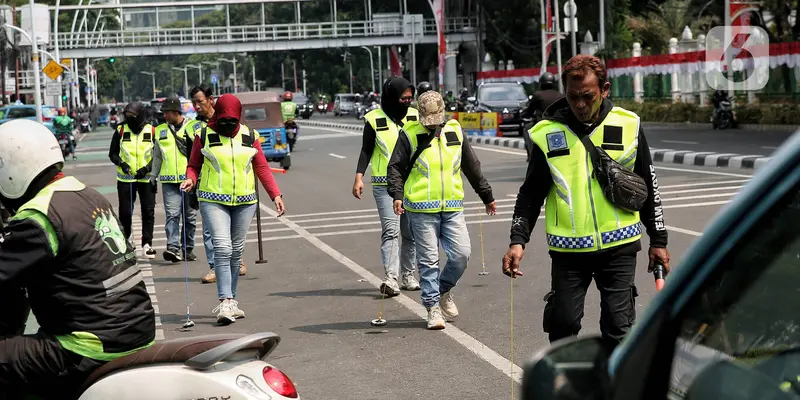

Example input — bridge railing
[54,17,477,50]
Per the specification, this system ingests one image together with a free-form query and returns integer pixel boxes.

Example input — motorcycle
[57,132,72,158]
[285,120,298,150]
[316,101,328,114]
[109,115,119,131]
[80,119,90,134]
[446,101,458,112]
[712,99,735,130]
[70,332,300,399]
[357,101,379,120]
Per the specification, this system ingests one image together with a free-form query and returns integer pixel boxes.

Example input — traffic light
[62,95,67,102]
[109,57,115,63]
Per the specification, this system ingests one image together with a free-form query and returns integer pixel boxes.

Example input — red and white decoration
[476,42,800,84]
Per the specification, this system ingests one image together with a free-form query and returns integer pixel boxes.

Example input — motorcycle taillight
[262,367,298,398]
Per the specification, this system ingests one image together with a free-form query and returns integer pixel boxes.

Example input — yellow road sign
[42,60,64,81]
[61,58,71,67]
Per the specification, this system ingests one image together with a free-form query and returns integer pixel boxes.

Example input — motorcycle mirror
[467,96,476,103]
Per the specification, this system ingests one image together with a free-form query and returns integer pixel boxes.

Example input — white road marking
[761,146,779,150]
[661,140,699,145]
[666,226,703,236]
[64,162,110,169]
[302,132,361,140]
[471,144,757,178]
[289,198,517,218]
[659,179,749,189]
[329,153,347,159]
[662,185,743,195]
[256,201,526,383]
[133,216,165,341]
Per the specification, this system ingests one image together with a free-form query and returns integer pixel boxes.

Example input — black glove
[150,180,158,194]
[119,162,132,174]
[134,167,149,180]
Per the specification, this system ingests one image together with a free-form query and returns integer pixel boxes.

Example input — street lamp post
[564,0,578,57]
[140,71,156,99]
[3,21,42,122]
[186,64,203,85]
[219,58,237,93]
[172,66,189,97]
[360,46,375,92]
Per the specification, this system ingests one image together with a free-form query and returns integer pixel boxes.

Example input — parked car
[0,105,58,133]
[522,130,800,400]
[333,93,357,116]
[470,82,529,136]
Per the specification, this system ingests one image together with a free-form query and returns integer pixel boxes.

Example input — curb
[298,120,771,170]
[465,136,770,170]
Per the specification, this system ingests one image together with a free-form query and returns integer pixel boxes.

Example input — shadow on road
[291,319,426,334]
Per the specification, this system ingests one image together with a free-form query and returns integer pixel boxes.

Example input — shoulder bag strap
[576,133,604,176]
[403,126,440,181]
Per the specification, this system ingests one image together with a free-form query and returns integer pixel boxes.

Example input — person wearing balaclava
[108,101,158,259]
[352,76,421,297]
[386,90,496,330]
[181,94,286,326]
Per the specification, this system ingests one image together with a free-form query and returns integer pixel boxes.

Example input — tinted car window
[669,185,800,398]
[293,94,308,104]
[7,108,35,118]
[244,107,267,121]
[339,95,356,103]
[479,85,528,102]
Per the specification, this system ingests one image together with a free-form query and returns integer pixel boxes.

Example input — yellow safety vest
[403,119,465,213]
[154,121,190,183]
[365,107,420,185]
[185,119,204,141]
[117,124,155,183]
[530,107,642,252]
[197,124,260,206]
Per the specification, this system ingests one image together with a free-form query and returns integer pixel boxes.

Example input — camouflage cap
[418,90,445,126]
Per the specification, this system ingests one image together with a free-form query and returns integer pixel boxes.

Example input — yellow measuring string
[510,275,515,399]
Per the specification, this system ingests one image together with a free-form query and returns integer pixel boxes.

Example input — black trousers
[117,181,156,246]
[543,250,638,348]
[0,288,105,400]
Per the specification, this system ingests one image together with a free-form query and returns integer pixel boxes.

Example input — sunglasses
[399,96,414,102]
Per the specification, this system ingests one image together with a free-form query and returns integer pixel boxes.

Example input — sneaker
[230,299,245,319]
[401,273,421,291]
[379,276,400,297]
[239,260,247,276]
[213,300,235,325]
[201,269,216,284]
[184,249,197,262]
[440,291,459,321]
[427,306,446,330]
[143,244,156,259]
[163,249,182,263]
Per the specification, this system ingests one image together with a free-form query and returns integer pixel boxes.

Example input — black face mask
[216,120,238,136]
[125,113,145,131]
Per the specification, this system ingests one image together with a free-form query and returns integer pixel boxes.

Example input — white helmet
[0,119,64,199]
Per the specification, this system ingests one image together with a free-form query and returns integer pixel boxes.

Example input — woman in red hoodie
[180,94,286,325]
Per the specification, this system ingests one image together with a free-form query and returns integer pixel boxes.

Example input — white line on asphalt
[134,218,165,341]
[662,185,743,195]
[288,198,508,218]
[302,132,361,140]
[255,201,527,383]
[329,153,347,159]
[666,225,703,236]
[761,146,779,150]
[301,126,362,135]
[471,144,757,178]
[661,140,699,145]
[656,166,754,178]
[659,179,749,189]
[64,162,110,168]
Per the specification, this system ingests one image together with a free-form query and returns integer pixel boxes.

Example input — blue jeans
[406,211,471,308]
[199,201,257,299]
[203,226,214,269]
[372,186,416,280]
[162,183,197,252]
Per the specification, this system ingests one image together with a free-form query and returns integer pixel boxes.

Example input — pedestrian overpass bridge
[54,16,479,59]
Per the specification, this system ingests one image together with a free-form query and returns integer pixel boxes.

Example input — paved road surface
[309,113,797,157]
[53,125,756,399]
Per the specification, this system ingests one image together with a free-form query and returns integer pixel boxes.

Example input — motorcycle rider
[54,107,77,161]
[711,89,730,124]
[522,72,563,162]
[0,119,155,399]
[108,102,158,259]
[281,91,298,122]
[353,76,421,295]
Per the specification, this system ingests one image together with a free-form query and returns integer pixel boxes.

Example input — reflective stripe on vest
[117,124,154,183]
[402,119,465,213]
[197,124,260,206]
[155,122,189,183]
[530,106,642,252]
[365,108,416,185]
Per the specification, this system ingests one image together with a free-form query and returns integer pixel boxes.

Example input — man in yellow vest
[150,96,197,263]
[108,102,157,259]
[387,90,496,330]
[502,55,671,348]
[352,76,421,296]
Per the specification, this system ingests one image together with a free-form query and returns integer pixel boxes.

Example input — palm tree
[626,0,718,54]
